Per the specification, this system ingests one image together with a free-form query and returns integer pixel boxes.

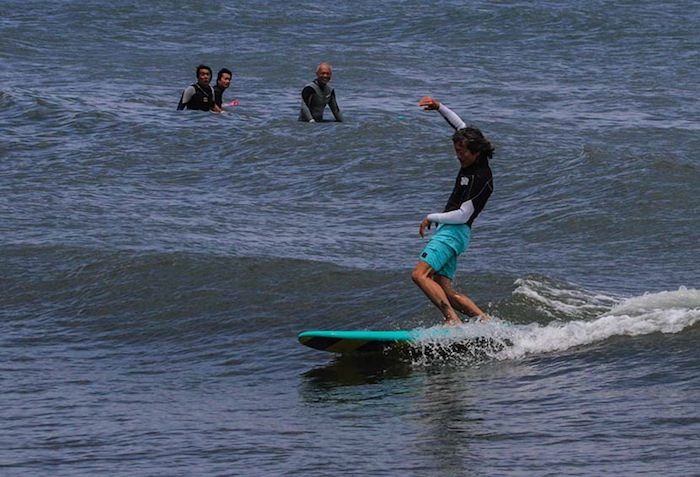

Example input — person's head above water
[196,64,212,86]
[315,63,333,86]
[216,68,232,90]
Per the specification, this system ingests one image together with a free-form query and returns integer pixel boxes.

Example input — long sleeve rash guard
[426,104,493,227]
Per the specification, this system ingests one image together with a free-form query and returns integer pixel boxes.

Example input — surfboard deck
[298,328,507,355]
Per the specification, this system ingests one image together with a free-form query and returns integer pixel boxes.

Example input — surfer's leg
[411,261,462,325]
[434,275,487,320]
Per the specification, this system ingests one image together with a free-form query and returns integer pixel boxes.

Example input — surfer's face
[197,68,211,86]
[316,65,332,85]
[453,140,477,167]
[217,73,232,90]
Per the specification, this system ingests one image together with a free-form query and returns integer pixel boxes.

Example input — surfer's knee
[436,277,457,297]
[411,269,425,287]
[444,289,460,305]
[446,291,470,314]
[411,262,432,285]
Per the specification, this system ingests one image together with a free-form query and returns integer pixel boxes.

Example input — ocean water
[1,1,699,475]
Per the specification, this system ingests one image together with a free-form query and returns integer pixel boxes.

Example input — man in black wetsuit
[299,63,343,122]
[412,96,495,325]
[177,64,221,112]
[213,68,232,110]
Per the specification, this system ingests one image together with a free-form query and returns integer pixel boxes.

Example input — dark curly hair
[217,68,232,81]
[196,64,212,77]
[452,126,495,160]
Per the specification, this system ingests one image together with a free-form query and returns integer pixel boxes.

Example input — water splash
[511,276,619,319]
[499,286,699,360]
[405,285,699,365]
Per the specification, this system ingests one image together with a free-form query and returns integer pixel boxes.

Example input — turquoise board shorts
[419,224,471,280]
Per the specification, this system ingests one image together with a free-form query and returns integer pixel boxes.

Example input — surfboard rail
[298,330,413,353]
[298,328,508,355]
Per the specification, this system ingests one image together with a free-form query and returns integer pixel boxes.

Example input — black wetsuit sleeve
[300,86,315,121]
[329,90,343,122]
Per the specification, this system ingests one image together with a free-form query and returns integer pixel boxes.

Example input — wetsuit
[177,83,215,111]
[299,80,343,122]
[213,84,227,108]
[419,104,493,279]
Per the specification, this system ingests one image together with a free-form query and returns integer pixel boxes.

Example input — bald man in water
[299,63,344,122]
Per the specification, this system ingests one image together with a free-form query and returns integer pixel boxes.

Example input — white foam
[498,287,700,360]
[512,277,619,318]
[405,287,699,365]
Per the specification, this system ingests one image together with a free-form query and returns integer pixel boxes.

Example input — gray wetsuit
[299,80,343,122]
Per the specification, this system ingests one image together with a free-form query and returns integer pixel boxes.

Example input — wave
[484,283,698,361]
[392,278,699,367]
[3,245,697,364]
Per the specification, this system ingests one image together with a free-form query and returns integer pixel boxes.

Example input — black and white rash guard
[426,104,493,227]
[177,83,215,111]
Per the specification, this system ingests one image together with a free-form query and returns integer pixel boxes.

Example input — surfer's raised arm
[418,96,466,130]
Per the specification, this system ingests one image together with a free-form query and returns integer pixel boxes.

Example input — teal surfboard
[298,328,507,355]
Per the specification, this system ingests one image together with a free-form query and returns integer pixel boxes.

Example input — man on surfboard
[412,96,495,325]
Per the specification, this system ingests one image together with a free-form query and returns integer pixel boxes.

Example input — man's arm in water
[300,86,315,122]
[177,86,195,110]
[329,90,344,122]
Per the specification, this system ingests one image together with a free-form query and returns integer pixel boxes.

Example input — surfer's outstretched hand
[418,96,440,111]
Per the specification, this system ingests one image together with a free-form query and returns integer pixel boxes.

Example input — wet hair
[452,126,495,160]
[217,68,232,81]
[196,64,212,77]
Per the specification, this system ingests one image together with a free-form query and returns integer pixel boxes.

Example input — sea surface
[1,1,699,476]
